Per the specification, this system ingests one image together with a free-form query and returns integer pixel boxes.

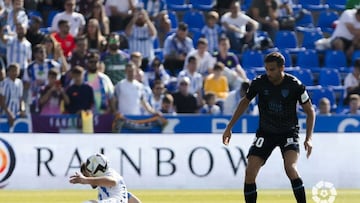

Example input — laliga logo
[0,137,16,188]
[312,181,337,203]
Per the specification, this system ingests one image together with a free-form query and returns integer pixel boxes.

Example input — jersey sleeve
[297,81,310,105]
[246,77,259,101]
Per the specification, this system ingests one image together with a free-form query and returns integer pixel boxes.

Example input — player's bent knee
[284,164,299,179]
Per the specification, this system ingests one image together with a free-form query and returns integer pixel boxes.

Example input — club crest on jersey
[281,89,289,98]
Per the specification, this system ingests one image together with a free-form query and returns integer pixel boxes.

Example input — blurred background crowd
[0,0,360,127]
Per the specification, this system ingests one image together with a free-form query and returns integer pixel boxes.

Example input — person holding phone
[24,44,62,114]
[38,68,70,115]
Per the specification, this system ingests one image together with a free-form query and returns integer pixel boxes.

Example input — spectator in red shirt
[51,20,76,58]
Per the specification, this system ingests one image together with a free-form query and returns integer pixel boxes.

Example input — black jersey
[246,73,310,134]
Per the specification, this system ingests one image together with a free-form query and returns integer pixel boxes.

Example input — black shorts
[331,37,353,51]
[247,129,300,163]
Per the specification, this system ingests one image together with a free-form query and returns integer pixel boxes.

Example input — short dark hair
[162,93,174,104]
[33,44,45,53]
[31,16,43,24]
[197,38,208,46]
[58,19,69,27]
[204,92,216,101]
[87,50,100,60]
[213,62,225,71]
[188,56,197,63]
[7,63,20,71]
[349,94,360,101]
[218,35,229,43]
[126,62,136,69]
[48,68,59,77]
[178,22,188,31]
[71,66,84,74]
[264,52,285,67]
[152,80,164,88]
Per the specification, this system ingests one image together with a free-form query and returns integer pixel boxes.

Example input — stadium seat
[241,0,252,11]
[318,68,341,86]
[317,10,338,34]
[291,68,314,86]
[295,9,315,28]
[284,66,300,75]
[153,37,163,61]
[351,50,360,65]
[274,31,297,49]
[324,0,346,11]
[27,10,42,19]
[167,11,178,30]
[297,0,328,12]
[183,10,206,31]
[39,27,51,34]
[301,28,323,49]
[245,69,257,80]
[165,0,191,11]
[189,0,215,11]
[275,31,305,53]
[241,50,264,69]
[296,49,320,71]
[324,50,347,68]
[190,30,203,47]
[307,86,337,109]
[47,10,60,27]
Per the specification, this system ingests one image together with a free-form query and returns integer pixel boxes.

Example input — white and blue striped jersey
[128,25,155,61]
[6,10,29,33]
[24,59,61,83]
[177,70,203,95]
[6,37,32,73]
[201,24,221,54]
[97,168,128,203]
[0,77,23,115]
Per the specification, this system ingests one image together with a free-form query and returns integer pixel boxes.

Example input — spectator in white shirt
[51,0,86,37]
[184,38,216,77]
[5,0,28,35]
[221,1,259,52]
[112,62,156,115]
[331,8,360,59]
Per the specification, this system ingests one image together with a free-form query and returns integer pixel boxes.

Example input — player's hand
[69,172,86,184]
[304,139,312,158]
[222,127,232,145]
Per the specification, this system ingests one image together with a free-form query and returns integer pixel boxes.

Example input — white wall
[0,133,359,190]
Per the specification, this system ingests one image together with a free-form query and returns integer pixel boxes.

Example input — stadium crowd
[0,0,360,127]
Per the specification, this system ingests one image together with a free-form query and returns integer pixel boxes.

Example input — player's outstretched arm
[222,97,251,145]
[301,100,316,158]
[70,172,117,187]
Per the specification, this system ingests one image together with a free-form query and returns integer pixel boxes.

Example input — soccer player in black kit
[222,52,315,203]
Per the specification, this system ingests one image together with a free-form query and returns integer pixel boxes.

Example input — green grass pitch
[0,189,359,203]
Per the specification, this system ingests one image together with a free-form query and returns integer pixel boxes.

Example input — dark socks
[291,178,306,203]
[244,183,257,203]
